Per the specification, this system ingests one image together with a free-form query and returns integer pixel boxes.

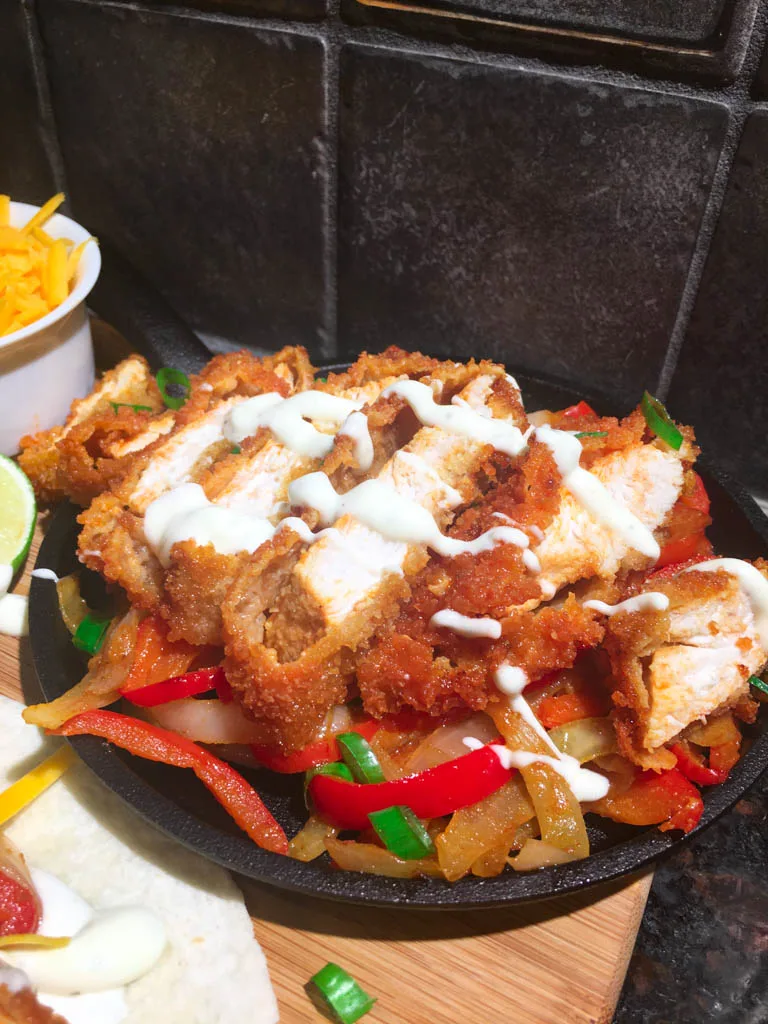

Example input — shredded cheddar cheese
[0,193,96,338]
[0,745,76,826]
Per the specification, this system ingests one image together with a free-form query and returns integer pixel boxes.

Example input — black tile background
[0,0,57,203]
[337,47,727,402]
[36,0,326,352]
[5,0,768,1019]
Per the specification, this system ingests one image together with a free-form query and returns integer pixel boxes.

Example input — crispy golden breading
[18,355,164,504]
[0,984,69,1024]
[222,368,529,750]
[605,563,768,770]
[76,350,302,610]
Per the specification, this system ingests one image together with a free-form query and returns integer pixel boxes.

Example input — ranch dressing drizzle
[337,411,374,471]
[382,380,528,457]
[143,483,320,565]
[223,391,362,457]
[0,565,27,637]
[31,569,60,583]
[492,664,609,801]
[430,609,502,639]
[287,472,530,557]
[534,424,660,561]
[2,869,166,1024]
[684,558,768,648]
[584,592,669,617]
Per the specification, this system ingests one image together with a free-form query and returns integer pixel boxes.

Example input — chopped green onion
[72,614,111,655]
[110,402,152,414]
[575,430,608,439]
[156,367,191,411]
[304,761,354,806]
[641,392,683,451]
[309,963,376,1024]
[315,376,328,384]
[749,675,768,697]
[231,445,241,455]
[368,805,435,860]
[337,733,385,784]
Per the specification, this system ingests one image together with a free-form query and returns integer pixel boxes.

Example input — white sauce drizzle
[522,549,542,573]
[0,564,12,594]
[684,558,768,648]
[287,473,530,558]
[144,484,275,567]
[338,411,374,471]
[584,592,669,616]
[539,579,557,599]
[223,390,362,457]
[430,609,502,639]
[534,424,660,560]
[0,564,28,637]
[492,664,609,802]
[1,869,165,1024]
[382,380,527,457]
[31,568,60,583]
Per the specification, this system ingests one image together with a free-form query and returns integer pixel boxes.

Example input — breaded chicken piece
[222,367,528,751]
[160,367,421,646]
[606,562,768,769]
[77,350,305,610]
[527,420,689,606]
[18,355,165,504]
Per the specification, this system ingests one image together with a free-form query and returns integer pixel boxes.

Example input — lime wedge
[0,456,37,574]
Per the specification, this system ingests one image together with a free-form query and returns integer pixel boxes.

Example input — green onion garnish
[368,805,435,860]
[72,614,111,655]
[110,402,152,414]
[156,367,191,411]
[304,761,354,806]
[337,733,385,784]
[749,675,768,697]
[641,392,683,451]
[574,431,608,439]
[309,963,376,1024]
[231,445,241,455]
[316,376,328,384]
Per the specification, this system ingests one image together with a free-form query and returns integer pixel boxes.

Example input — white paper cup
[0,201,101,455]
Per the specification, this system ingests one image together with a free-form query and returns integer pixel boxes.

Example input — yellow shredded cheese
[0,746,76,827]
[0,934,70,950]
[0,193,96,338]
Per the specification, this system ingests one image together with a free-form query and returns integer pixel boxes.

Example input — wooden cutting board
[0,522,651,1023]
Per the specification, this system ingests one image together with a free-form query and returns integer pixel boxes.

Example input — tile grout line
[654,107,749,399]
[656,2,768,399]
[22,0,69,198]
[320,8,342,360]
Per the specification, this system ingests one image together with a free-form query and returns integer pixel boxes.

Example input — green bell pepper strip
[641,392,683,451]
[72,614,111,655]
[310,963,376,1024]
[368,805,435,860]
[749,675,768,697]
[336,732,386,784]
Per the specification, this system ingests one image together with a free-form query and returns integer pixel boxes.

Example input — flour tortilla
[0,695,278,1024]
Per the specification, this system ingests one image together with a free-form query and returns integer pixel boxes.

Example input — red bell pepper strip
[121,666,230,708]
[670,742,727,786]
[121,615,199,693]
[592,767,704,834]
[53,710,288,854]
[680,472,710,516]
[252,719,380,774]
[709,737,741,777]
[656,532,713,570]
[307,740,513,830]
[561,400,597,420]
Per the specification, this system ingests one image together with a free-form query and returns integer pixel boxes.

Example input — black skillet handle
[88,240,211,375]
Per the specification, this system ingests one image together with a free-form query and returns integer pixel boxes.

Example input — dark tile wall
[337,47,727,399]
[36,0,326,352]
[0,0,57,203]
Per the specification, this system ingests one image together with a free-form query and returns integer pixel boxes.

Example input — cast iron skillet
[26,248,768,908]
